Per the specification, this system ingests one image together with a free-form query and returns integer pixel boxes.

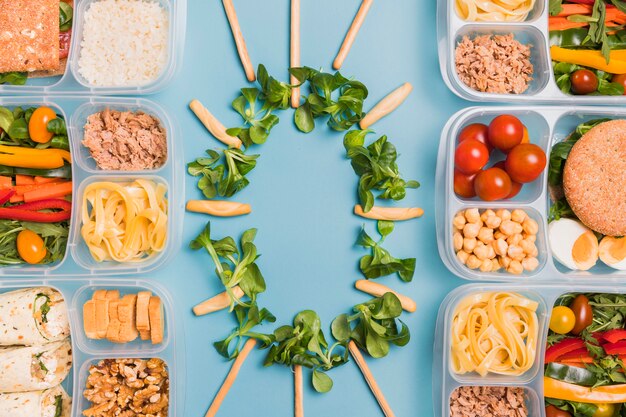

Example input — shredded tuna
[455,34,533,94]
[83,108,167,171]
[450,386,528,417]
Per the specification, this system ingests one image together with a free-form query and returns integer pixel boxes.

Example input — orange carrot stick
[23,181,72,203]
[15,175,35,186]
[549,17,588,31]
[9,194,23,203]
[556,3,593,16]
[0,176,12,188]
[33,176,64,184]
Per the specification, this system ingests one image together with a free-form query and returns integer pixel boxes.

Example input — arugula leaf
[214,303,276,359]
[357,221,416,282]
[35,293,51,323]
[54,395,63,417]
[187,149,258,199]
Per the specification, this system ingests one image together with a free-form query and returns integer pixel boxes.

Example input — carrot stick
[23,181,72,203]
[193,286,245,316]
[360,82,413,129]
[348,341,397,417]
[354,205,423,221]
[9,194,23,203]
[186,200,251,217]
[549,17,588,31]
[355,280,417,313]
[333,0,374,70]
[223,0,256,82]
[0,176,12,188]
[290,0,301,108]
[205,339,257,417]
[556,3,593,16]
[15,175,35,186]
[294,365,304,417]
[33,176,64,184]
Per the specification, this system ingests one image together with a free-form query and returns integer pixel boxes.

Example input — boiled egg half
[549,218,599,270]
[599,236,626,270]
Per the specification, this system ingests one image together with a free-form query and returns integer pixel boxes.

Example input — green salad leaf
[187,149,259,198]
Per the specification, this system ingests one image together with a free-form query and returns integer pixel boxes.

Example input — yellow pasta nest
[81,179,168,263]
[450,291,538,376]
[456,0,536,22]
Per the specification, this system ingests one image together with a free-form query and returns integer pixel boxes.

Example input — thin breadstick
[333,0,374,70]
[354,205,424,221]
[187,200,251,217]
[193,286,245,316]
[205,338,257,417]
[189,99,242,149]
[294,365,304,417]
[348,341,396,417]
[222,0,256,82]
[290,0,301,108]
[355,280,417,313]
[360,82,413,129]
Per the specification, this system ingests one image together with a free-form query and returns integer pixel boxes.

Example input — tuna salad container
[0,96,183,277]
[436,106,626,281]
[0,279,184,417]
[434,283,626,417]
[437,0,626,103]
[0,0,186,95]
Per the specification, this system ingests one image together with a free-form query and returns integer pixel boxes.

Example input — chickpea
[457,250,470,265]
[511,209,527,224]
[496,209,511,222]
[523,233,537,243]
[463,222,481,239]
[501,220,523,236]
[479,259,494,272]
[522,257,539,272]
[453,232,464,251]
[478,227,494,244]
[507,245,525,261]
[507,233,523,246]
[474,244,490,261]
[463,238,477,253]
[493,238,508,257]
[520,239,537,255]
[453,215,466,230]
[485,215,502,229]
[507,260,524,275]
[464,208,481,224]
[494,231,506,240]
[500,256,512,269]
[486,245,496,260]
[466,255,482,270]
[480,209,496,223]
[523,218,539,235]
[491,261,502,272]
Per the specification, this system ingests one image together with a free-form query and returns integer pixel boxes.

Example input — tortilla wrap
[0,287,70,346]
[0,385,71,417]
[0,339,72,393]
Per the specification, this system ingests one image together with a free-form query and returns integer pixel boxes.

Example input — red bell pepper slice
[604,341,626,356]
[0,198,71,223]
[558,347,592,361]
[546,338,587,363]
[601,330,626,344]
[0,189,15,205]
[10,199,71,212]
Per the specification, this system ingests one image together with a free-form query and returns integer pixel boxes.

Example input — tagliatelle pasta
[80,179,168,263]
[456,0,536,22]
[450,291,538,376]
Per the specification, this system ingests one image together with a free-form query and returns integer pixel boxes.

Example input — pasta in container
[455,0,536,22]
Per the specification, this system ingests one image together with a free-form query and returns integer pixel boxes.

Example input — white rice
[77,0,169,87]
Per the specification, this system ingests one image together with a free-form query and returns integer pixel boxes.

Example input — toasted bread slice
[136,291,152,331]
[148,296,164,344]
[92,289,107,300]
[83,300,97,340]
[105,290,120,300]
[118,294,138,342]
[105,300,120,342]
[95,298,109,339]
[139,329,151,341]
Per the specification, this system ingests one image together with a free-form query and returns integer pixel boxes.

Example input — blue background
[153,0,469,415]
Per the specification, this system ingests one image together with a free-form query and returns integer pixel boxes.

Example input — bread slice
[105,290,120,300]
[136,291,152,331]
[95,298,109,339]
[148,296,164,344]
[139,329,151,341]
[106,300,121,342]
[118,294,138,343]
[83,300,97,340]
[92,289,107,300]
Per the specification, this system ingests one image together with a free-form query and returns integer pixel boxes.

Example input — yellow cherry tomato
[593,404,616,417]
[550,306,576,334]
[521,126,530,144]
[17,230,47,264]
[28,107,57,143]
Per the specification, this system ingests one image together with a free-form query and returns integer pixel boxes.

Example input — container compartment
[447,386,541,417]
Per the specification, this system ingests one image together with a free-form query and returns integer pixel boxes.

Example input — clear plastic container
[0,280,184,417]
[0,0,186,95]
[437,0,626,104]
[0,96,184,277]
[436,106,626,281]
[432,283,626,417]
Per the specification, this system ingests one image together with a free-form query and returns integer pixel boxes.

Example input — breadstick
[193,286,245,316]
[360,82,413,129]
[333,0,374,70]
[294,365,304,417]
[222,0,256,82]
[355,280,416,313]
[354,205,424,221]
[290,0,301,108]
[206,338,257,417]
[189,99,242,149]
[187,200,251,217]
[348,341,396,417]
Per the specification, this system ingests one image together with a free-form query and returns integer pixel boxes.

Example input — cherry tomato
[59,29,72,60]
[570,294,593,335]
[505,143,547,183]
[493,161,522,199]
[28,107,57,144]
[571,69,599,95]
[488,115,524,152]
[593,404,616,417]
[17,230,47,265]
[549,305,576,334]
[546,406,572,417]
[458,123,492,151]
[453,169,476,199]
[612,73,626,95]
[474,167,512,201]
[454,139,489,175]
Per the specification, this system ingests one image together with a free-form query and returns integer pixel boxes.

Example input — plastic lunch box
[436,105,626,282]
[0,278,185,417]
[0,0,187,95]
[436,0,626,104]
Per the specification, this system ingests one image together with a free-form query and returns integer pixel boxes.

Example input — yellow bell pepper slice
[544,377,626,404]
[550,46,626,74]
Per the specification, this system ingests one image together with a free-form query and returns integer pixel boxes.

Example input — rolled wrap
[0,385,71,417]
[0,287,70,346]
[0,340,72,393]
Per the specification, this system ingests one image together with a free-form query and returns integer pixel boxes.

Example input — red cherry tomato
[493,161,522,199]
[505,143,547,183]
[454,139,489,175]
[546,405,572,417]
[59,29,72,60]
[612,73,626,95]
[458,123,492,151]
[488,115,524,152]
[474,167,512,201]
[453,169,477,199]
[571,69,598,95]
